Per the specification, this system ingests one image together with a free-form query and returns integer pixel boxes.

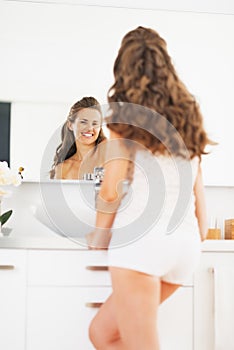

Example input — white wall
[18,0,234,15]
[0,2,234,184]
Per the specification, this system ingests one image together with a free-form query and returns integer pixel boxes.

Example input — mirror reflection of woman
[50,97,107,179]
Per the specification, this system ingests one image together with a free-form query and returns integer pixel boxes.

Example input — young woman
[86,27,212,349]
[50,96,107,179]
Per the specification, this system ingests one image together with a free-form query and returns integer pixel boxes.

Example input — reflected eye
[77,119,100,128]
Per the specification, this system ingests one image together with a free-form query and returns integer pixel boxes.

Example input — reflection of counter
[1,181,234,251]
[0,180,96,250]
[0,236,88,250]
[0,179,131,250]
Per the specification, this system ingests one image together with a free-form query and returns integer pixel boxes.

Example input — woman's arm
[194,162,208,241]
[95,156,129,226]
[86,131,130,249]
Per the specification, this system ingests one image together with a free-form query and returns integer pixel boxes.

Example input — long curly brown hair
[50,96,106,179]
[107,26,214,159]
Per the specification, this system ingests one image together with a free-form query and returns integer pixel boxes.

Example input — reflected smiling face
[69,108,102,146]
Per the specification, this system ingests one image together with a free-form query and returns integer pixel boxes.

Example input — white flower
[0,161,22,187]
[0,188,11,198]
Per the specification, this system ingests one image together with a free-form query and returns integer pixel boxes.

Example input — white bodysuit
[108,150,201,285]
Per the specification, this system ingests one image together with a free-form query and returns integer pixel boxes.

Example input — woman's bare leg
[108,267,161,350]
[89,293,122,349]
[89,274,181,349]
[160,281,181,303]
[89,266,161,350]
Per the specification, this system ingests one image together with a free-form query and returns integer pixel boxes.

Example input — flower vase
[0,161,22,236]
[0,196,13,237]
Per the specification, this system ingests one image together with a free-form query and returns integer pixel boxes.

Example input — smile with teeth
[81,132,94,138]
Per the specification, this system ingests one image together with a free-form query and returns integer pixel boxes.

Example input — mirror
[1,1,234,184]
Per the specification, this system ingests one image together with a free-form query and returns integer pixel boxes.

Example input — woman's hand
[85,229,112,250]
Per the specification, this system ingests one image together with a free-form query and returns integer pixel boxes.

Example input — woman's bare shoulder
[54,163,63,179]
[99,138,108,145]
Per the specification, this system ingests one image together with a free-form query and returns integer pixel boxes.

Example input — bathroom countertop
[0,234,234,252]
[0,235,89,250]
[201,239,234,252]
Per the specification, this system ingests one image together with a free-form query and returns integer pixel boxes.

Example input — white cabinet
[194,252,234,350]
[27,287,112,350]
[26,250,193,350]
[27,250,111,286]
[26,250,112,350]
[159,287,193,350]
[0,250,27,350]
[0,248,194,350]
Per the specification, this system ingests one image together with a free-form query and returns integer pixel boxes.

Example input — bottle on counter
[224,219,234,239]
[207,216,221,239]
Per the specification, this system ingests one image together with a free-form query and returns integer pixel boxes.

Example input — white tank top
[112,150,200,241]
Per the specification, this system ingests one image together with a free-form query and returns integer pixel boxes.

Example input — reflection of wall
[10,102,69,180]
[1,2,234,183]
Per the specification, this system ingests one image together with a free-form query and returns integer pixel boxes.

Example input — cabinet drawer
[28,250,111,286]
[27,286,112,350]
[0,249,27,284]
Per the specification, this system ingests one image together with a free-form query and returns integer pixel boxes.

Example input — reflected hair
[50,96,106,179]
[107,26,215,158]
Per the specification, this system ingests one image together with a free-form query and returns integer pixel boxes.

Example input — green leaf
[0,210,13,226]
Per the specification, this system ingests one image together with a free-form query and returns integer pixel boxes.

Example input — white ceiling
[5,0,234,15]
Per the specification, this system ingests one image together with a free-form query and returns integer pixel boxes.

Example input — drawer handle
[85,302,103,308]
[0,265,15,270]
[86,266,108,271]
